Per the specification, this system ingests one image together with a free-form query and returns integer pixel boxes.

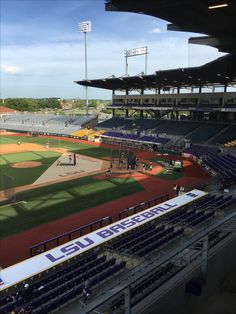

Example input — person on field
[128,164,132,174]
[142,163,146,172]
[173,184,180,196]
[106,167,111,177]
[149,162,153,171]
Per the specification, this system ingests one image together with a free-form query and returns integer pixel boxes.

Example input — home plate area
[33,153,105,185]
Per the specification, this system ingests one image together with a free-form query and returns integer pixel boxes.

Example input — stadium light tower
[124,46,148,76]
[78,21,91,115]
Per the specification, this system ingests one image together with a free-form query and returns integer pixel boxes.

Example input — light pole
[124,46,148,76]
[78,21,91,115]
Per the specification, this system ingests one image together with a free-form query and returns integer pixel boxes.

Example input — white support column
[201,235,209,283]
[124,287,131,314]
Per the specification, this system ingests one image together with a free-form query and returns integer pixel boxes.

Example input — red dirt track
[0,134,211,268]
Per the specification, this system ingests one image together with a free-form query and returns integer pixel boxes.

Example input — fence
[30,194,170,257]
[29,216,112,257]
[118,193,170,220]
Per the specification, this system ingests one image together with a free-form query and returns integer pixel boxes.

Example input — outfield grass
[0,151,61,189]
[0,176,143,238]
[0,135,115,159]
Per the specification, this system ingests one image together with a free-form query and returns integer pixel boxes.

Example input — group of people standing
[173,184,184,196]
[142,161,152,172]
[106,160,153,176]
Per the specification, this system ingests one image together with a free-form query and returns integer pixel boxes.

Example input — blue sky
[1,0,224,99]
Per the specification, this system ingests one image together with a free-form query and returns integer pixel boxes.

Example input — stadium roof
[75,54,236,91]
[75,0,236,91]
[105,0,236,54]
[0,106,18,114]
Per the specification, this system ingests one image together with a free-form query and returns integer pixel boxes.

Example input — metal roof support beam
[201,235,209,284]
[224,83,227,93]
[124,287,131,314]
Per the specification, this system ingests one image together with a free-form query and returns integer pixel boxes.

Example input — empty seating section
[109,193,235,312]
[98,118,235,145]
[105,222,184,258]
[153,120,202,136]
[183,145,236,184]
[97,117,130,129]
[224,139,236,148]
[123,119,163,131]
[0,113,95,135]
[139,135,171,145]
[210,124,236,144]
[102,131,171,145]
[71,128,94,137]
[1,192,235,313]
[0,253,126,314]
[111,262,184,311]
[87,130,106,141]
[2,113,234,145]
[98,118,203,136]
[204,153,236,183]
[107,224,180,258]
[183,145,218,158]
[71,129,106,141]
[103,131,139,140]
[187,123,228,143]
[165,194,234,226]
[106,194,235,259]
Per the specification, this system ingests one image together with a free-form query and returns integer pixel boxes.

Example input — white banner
[0,189,207,291]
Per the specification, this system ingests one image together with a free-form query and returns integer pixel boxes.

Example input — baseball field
[0,133,211,267]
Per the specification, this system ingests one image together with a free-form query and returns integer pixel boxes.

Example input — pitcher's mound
[11,161,42,168]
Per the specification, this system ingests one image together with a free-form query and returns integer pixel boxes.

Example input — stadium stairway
[173,122,206,145]
[205,123,233,144]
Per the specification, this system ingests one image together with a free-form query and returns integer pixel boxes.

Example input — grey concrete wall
[134,236,236,314]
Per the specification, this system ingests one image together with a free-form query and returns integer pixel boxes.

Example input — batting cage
[110,146,137,171]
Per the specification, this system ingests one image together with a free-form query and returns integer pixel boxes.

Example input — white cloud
[150,27,162,34]
[1,65,22,75]
[1,36,224,99]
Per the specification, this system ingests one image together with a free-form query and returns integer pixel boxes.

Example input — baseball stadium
[0,1,236,314]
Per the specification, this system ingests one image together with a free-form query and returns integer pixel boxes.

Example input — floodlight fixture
[78,21,91,33]
[208,3,228,9]
[124,46,148,57]
[78,20,91,115]
[124,46,148,76]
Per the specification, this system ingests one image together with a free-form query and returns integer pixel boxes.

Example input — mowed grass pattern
[0,135,143,238]
[0,135,115,158]
[0,135,125,189]
[0,151,61,189]
[0,176,143,238]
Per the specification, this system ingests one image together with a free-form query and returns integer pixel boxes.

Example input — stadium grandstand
[0,111,97,136]
[1,1,236,314]
[76,0,236,313]
[0,106,18,116]
[1,190,236,314]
